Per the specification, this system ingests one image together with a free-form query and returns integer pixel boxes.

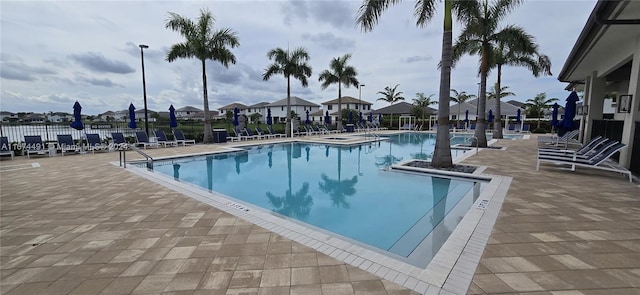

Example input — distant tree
[318,54,359,130]
[525,92,558,128]
[377,84,405,128]
[165,8,240,143]
[412,93,437,122]
[249,113,261,124]
[450,89,476,124]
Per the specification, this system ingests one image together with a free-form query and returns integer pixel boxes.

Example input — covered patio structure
[558,0,640,176]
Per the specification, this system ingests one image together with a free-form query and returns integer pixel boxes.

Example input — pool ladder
[119,144,154,169]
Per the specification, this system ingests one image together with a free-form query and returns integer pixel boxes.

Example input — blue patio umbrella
[516,109,521,123]
[233,107,239,126]
[324,111,331,125]
[551,103,559,127]
[128,103,137,129]
[562,91,579,130]
[465,110,469,122]
[70,101,84,130]
[169,105,178,128]
[359,111,363,123]
[305,110,310,125]
[267,108,273,125]
[348,111,353,124]
[488,109,494,123]
[379,113,382,124]
[368,112,373,122]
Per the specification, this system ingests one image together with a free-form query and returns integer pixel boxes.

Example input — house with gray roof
[266,97,320,123]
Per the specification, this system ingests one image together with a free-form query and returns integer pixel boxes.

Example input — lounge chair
[538,136,606,155]
[538,139,617,162]
[173,130,195,146]
[321,124,339,134]
[0,136,14,160]
[256,127,276,139]
[135,131,159,149]
[521,124,531,133]
[154,130,177,147]
[86,133,108,153]
[57,134,78,156]
[312,125,326,135]
[24,135,48,159]
[507,124,516,133]
[266,125,285,138]
[244,127,262,140]
[111,132,130,150]
[537,142,632,182]
[538,130,580,147]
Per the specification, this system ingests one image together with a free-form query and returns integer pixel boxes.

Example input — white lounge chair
[537,142,632,182]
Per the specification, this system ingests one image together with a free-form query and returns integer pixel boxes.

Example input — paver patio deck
[0,134,638,294]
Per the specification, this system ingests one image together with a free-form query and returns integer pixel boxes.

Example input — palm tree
[487,83,515,100]
[165,8,240,143]
[490,30,552,138]
[525,92,558,129]
[357,0,460,167]
[450,89,476,125]
[263,47,312,138]
[451,0,527,147]
[413,93,437,123]
[318,54,359,130]
[377,84,405,128]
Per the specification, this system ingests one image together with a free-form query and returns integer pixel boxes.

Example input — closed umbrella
[368,112,373,122]
[488,109,494,123]
[305,110,310,125]
[169,105,178,128]
[464,110,469,123]
[233,107,239,127]
[128,103,137,129]
[379,114,382,124]
[562,91,579,130]
[359,111,363,124]
[267,108,273,126]
[516,109,521,123]
[324,111,331,125]
[551,103,559,127]
[70,101,84,130]
[348,111,353,124]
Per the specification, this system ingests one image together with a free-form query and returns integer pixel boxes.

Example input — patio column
[583,71,606,142]
[619,35,640,168]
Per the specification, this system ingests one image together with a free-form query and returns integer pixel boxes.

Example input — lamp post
[139,44,149,136]
[359,84,365,111]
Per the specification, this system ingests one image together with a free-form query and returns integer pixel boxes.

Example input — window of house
[282,106,284,111]
[328,105,333,110]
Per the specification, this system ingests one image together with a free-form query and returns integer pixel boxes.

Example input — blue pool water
[144,133,485,266]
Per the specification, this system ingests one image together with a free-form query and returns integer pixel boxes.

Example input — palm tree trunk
[473,42,489,148]
[201,59,213,143]
[494,64,503,138]
[286,76,292,138]
[337,83,343,130]
[432,0,453,168]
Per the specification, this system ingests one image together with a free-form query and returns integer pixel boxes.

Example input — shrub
[532,128,547,134]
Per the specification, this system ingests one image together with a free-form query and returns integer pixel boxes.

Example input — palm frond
[263,64,283,81]
[166,43,193,62]
[356,0,399,32]
[414,0,437,27]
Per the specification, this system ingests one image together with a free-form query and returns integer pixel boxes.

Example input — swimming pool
[141,133,487,267]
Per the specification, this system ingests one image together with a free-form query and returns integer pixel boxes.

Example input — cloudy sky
[1,0,595,115]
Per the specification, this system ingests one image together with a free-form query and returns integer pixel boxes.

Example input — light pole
[359,84,365,111]
[139,44,149,136]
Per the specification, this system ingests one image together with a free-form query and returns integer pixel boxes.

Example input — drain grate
[476,199,489,210]
[227,202,250,212]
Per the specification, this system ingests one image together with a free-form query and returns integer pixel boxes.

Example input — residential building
[175,106,203,119]
[321,96,373,113]
[47,112,72,123]
[0,111,17,122]
[265,97,320,123]
[246,102,270,123]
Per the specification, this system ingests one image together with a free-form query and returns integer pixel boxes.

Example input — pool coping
[119,144,511,294]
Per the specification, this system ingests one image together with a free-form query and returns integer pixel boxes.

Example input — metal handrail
[120,144,154,169]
